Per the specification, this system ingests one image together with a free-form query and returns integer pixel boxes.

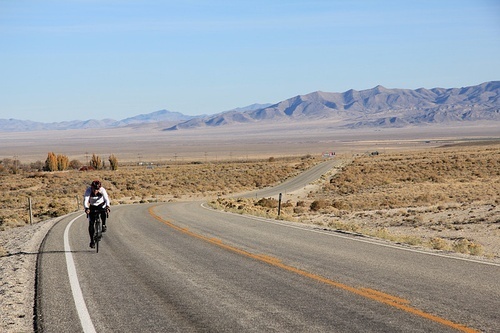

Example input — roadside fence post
[28,197,33,225]
[278,193,282,216]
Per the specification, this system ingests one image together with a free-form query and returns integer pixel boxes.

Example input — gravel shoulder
[0,217,61,333]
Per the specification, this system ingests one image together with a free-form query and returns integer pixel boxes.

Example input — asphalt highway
[36,160,500,332]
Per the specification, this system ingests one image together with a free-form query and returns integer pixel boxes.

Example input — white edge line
[200,203,500,267]
[64,214,97,333]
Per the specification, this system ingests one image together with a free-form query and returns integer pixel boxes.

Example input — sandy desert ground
[1,120,499,163]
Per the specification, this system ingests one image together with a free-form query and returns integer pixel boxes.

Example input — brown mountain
[167,81,500,130]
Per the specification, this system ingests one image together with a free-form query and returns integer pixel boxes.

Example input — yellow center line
[148,206,478,333]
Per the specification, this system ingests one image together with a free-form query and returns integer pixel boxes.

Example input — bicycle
[87,209,108,253]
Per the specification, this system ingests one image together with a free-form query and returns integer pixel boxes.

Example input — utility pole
[13,155,18,169]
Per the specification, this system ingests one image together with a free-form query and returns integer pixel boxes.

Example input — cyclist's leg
[101,210,107,231]
[101,211,106,225]
[88,214,95,247]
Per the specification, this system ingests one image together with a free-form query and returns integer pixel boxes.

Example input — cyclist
[83,180,111,248]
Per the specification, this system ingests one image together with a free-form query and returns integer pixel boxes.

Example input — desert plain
[1,120,499,332]
[1,120,498,163]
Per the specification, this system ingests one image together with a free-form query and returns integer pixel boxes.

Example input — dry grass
[0,155,318,230]
[213,144,500,258]
[2,143,499,258]
[323,146,499,210]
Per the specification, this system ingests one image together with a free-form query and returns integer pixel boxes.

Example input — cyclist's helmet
[91,180,101,190]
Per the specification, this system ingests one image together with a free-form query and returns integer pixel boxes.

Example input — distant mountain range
[0,105,270,132]
[1,82,499,132]
[167,81,500,130]
[0,109,196,132]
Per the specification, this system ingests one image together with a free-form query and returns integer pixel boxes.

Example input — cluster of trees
[44,152,119,171]
[0,153,119,174]
[44,152,71,171]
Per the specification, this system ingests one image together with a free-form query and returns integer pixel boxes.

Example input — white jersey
[83,187,110,209]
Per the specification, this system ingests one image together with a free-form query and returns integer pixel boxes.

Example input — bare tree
[109,154,119,171]
[90,154,102,170]
[57,154,69,171]
[44,152,58,171]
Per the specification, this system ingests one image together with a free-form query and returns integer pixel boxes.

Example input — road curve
[36,160,499,332]
[236,158,344,198]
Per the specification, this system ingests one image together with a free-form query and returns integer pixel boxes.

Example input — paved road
[36,160,500,332]
[236,158,344,199]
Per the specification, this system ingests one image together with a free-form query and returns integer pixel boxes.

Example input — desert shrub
[293,206,308,214]
[0,158,24,174]
[453,239,470,254]
[310,199,329,211]
[452,238,483,255]
[29,160,43,171]
[430,237,449,250]
[256,197,278,209]
[468,242,484,256]
[373,228,391,240]
[69,159,82,170]
[400,235,423,246]
[331,200,350,210]
[327,220,360,232]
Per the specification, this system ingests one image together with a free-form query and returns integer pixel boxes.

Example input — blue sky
[1,0,499,122]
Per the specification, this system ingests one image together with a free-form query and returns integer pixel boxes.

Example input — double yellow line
[149,206,477,332]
